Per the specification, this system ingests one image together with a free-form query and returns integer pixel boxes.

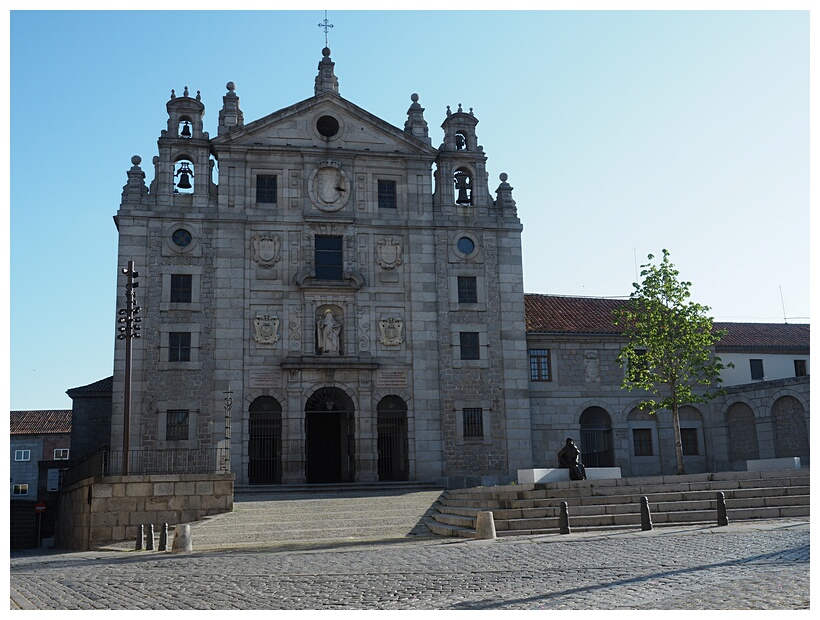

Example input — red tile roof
[66,376,112,396]
[10,410,72,435]
[524,294,810,351]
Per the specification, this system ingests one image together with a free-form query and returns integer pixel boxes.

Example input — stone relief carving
[584,350,600,382]
[378,316,404,346]
[253,315,280,345]
[252,234,281,267]
[358,307,371,352]
[289,306,302,352]
[376,237,403,270]
[308,160,350,212]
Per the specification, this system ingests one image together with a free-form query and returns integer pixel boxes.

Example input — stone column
[355,371,379,482]
[282,369,306,483]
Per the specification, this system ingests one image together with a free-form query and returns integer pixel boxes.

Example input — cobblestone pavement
[10,519,809,610]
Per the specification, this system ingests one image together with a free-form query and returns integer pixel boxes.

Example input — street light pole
[223,387,233,473]
[117,261,141,476]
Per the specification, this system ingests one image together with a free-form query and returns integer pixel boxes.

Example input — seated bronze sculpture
[557,437,587,480]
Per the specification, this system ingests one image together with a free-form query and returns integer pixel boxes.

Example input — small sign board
[34,502,46,513]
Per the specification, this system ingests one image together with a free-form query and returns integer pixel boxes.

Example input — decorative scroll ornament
[376,237,403,270]
[253,234,281,267]
[378,317,404,346]
[254,315,280,345]
[308,160,350,212]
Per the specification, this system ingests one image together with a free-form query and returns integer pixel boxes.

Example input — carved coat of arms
[254,315,280,345]
[376,237,403,270]
[378,317,404,346]
[308,160,350,212]
[253,234,281,267]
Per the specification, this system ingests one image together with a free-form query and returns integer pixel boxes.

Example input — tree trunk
[672,402,686,475]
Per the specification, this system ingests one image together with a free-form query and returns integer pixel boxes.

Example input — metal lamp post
[117,260,141,475]
[223,387,233,473]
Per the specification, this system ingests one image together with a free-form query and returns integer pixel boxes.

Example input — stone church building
[106,48,809,488]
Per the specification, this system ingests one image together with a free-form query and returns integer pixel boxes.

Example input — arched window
[174,158,194,193]
[579,407,613,467]
[377,396,409,481]
[726,402,759,462]
[772,396,809,462]
[248,396,282,484]
[453,168,472,205]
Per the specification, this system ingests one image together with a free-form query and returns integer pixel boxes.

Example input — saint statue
[317,309,342,354]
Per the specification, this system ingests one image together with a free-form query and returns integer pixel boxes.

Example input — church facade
[113,48,532,486]
[110,49,809,488]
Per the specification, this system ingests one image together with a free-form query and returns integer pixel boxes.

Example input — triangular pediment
[212,93,437,157]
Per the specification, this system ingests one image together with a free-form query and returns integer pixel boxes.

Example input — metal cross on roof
[318,11,334,47]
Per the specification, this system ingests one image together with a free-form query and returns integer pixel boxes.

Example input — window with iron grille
[256,175,277,204]
[168,332,192,362]
[750,359,764,380]
[632,428,653,456]
[463,408,484,438]
[529,349,551,381]
[459,331,480,360]
[13,484,29,496]
[680,428,699,455]
[378,180,397,209]
[166,409,190,441]
[170,274,192,303]
[315,235,344,280]
[53,448,70,460]
[14,450,30,462]
[457,276,478,304]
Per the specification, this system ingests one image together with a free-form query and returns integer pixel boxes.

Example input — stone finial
[314,46,340,96]
[494,172,516,213]
[183,86,189,98]
[218,80,244,135]
[122,155,148,200]
[404,93,430,144]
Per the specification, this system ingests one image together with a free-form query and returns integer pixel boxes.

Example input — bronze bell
[454,171,471,205]
[180,121,192,138]
[175,162,193,189]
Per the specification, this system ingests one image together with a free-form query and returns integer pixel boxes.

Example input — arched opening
[178,116,193,138]
[453,167,472,205]
[174,157,194,194]
[772,396,809,464]
[377,396,409,481]
[305,387,355,483]
[727,402,759,463]
[248,396,282,484]
[579,406,614,467]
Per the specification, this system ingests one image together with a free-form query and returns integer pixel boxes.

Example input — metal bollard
[159,523,169,551]
[135,524,144,551]
[640,496,653,531]
[559,501,571,534]
[716,491,729,526]
[146,524,155,550]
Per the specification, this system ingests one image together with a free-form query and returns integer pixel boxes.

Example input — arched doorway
[772,396,809,464]
[377,396,409,481]
[727,402,760,463]
[248,396,282,484]
[579,407,614,467]
[305,387,355,483]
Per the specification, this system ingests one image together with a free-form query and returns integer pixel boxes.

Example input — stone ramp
[108,485,447,552]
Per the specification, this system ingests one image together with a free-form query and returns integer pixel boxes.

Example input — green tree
[614,249,730,475]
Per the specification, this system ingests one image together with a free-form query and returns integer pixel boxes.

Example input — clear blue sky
[5,6,813,410]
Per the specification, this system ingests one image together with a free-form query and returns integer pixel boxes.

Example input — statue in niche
[253,234,281,267]
[317,309,342,354]
[557,437,587,480]
[253,315,280,345]
[378,317,404,346]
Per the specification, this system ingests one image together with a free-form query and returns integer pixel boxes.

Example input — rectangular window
[529,349,552,381]
[256,175,277,204]
[315,235,344,280]
[459,332,480,360]
[378,179,397,209]
[750,359,764,380]
[53,449,70,460]
[632,429,653,456]
[13,484,29,496]
[168,332,192,362]
[463,408,484,438]
[794,359,807,377]
[457,276,478,304]
[166,409,190,441]
[14,450,31,462]
[680,428,699,455]
[169,274,193,303]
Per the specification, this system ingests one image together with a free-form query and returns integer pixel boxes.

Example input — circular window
[456,236,475,255]
[316,115,340,137]
[172,228,193,248]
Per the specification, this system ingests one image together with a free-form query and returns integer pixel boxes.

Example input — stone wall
[54,473,233,550]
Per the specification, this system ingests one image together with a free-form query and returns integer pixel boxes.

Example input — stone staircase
[428,469,810,538]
